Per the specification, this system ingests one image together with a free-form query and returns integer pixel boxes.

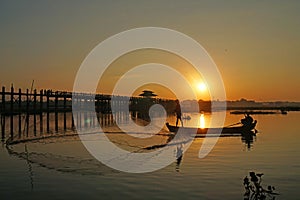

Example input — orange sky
[0,1,299,101]
[96,49,211,100]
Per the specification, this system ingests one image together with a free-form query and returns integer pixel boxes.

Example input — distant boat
[280,109,288,115]
[182,115,191,120]
[230,111,276,115]
[166,120,257,137]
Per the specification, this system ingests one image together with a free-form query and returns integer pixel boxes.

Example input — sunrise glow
[197,83,207,92]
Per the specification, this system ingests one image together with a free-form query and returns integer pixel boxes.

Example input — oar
[225,122,241,127]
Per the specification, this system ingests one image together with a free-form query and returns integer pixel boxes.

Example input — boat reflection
[241,130,256,150]
[167,113,259,150]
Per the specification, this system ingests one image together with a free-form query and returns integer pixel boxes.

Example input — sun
[197,83,207,92]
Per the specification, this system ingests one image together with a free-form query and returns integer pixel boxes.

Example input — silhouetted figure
[241,113,254,127]
[175,100,183,127]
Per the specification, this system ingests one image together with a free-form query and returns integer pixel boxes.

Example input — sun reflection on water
[199,113,205,129]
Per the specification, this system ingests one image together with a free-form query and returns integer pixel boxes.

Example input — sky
[0,0,299,101]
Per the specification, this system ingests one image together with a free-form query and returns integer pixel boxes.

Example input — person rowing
[241,113,254,127]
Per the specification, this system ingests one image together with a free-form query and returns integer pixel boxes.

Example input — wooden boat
[166,120,257,137]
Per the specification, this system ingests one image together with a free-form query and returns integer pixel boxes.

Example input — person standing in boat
[175,100,183,127]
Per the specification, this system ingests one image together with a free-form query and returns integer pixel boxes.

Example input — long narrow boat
[166,120,257,136]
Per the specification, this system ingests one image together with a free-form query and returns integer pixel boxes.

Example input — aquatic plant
[243,172,279,200]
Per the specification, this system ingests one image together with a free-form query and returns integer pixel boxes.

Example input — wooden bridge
[0,86,176,144]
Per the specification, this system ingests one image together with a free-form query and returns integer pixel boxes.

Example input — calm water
[0,111,299,199]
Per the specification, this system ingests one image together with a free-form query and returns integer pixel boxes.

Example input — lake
[0,111,299,199]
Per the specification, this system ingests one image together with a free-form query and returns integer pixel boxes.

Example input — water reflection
[5,143,118,176]
[241,131,256,150]
[24,144,34,191]
[199,113,205,129]
[2,111,298,199]
[184,112,258,149]
[241,130,256,150]
[175,144,183,172]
